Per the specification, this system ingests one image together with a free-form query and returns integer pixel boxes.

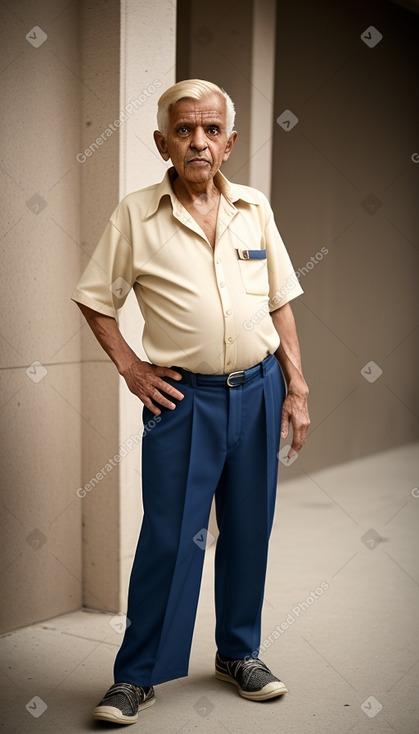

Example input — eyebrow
[175,118,224,126]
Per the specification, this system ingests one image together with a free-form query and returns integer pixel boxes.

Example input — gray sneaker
[93,682,155,725]
[215,652,288,700]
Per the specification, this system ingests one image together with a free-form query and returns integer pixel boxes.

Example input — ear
[222,131,238,162]
[154,130,170,161]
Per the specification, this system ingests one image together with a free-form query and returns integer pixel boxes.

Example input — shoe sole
[93,696,155,724]
[215,671,288,700]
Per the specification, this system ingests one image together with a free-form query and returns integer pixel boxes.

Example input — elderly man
[72,78,309,725]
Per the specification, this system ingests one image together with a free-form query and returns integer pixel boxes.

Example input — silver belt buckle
[226,370,245,387]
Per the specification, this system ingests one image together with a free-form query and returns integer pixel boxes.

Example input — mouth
[187,158,211,165]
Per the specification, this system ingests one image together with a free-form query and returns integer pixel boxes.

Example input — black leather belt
[173,358,269,388]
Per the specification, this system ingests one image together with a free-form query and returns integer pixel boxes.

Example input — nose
[190,126,207,151]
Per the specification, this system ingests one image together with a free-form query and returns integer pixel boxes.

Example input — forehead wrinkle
[169,95,227,127]
[174,111,225,124]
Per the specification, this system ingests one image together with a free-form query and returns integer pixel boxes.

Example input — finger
[151,368,184,400]
[280,407,290,438]
[165,368,184,382]
[290,424,309,453]
[154,377,184,402]
[149,388,178,411]
[288,446,299,460]
[155,366,184,382]
[142,397,162,416]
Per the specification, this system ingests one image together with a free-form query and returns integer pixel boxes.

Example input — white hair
[157,79,236,138]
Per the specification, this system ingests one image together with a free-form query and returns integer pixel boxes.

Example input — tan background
[0,0,418,635]
[271,0,419,474]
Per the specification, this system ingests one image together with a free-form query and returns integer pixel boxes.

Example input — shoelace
[227,657,271,685]
[102,683,140,710]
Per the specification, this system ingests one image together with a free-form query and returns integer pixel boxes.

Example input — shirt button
[216,258,221,264]
[225,309,232,316]
[227,336,234,343]
[219,281,225,288]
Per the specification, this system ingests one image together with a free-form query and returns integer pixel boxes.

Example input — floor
[1,443,419,734]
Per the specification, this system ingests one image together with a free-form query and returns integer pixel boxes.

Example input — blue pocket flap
[236,249,267,260]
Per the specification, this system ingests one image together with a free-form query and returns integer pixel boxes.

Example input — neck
[173,174,220,205]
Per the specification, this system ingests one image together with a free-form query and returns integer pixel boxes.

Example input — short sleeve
[263,207,303,311]
[71,217,134,319]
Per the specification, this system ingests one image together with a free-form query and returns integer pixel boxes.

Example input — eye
[177,126,190,135]
[207,126,220,135]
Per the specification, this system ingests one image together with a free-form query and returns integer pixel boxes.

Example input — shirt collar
[145,166,260,217]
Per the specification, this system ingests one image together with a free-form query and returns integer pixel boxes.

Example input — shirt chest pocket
[236,249,269,296]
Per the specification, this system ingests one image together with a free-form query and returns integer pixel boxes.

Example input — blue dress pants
[113,354,285,686]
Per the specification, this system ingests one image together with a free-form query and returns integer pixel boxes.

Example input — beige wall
[0,1,83,633]
[270,0,419,475]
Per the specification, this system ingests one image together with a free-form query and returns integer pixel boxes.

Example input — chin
[185,167,213,181]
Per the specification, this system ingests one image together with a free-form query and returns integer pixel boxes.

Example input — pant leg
[114,381,228,687]
[214,356,285,658]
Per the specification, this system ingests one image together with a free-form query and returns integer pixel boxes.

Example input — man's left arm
[271,302,310,457]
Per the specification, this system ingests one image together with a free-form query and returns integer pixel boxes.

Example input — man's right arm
[77,304,184,415]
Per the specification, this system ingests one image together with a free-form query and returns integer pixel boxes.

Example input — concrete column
[78,0,176,613]
[118,0,176,608]
[248,0,277,196]
[78,0,122,613]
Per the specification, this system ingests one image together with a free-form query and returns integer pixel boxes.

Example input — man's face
[154,92,237,184]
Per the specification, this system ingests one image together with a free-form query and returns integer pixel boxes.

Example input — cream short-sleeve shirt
[71,167,303,374]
